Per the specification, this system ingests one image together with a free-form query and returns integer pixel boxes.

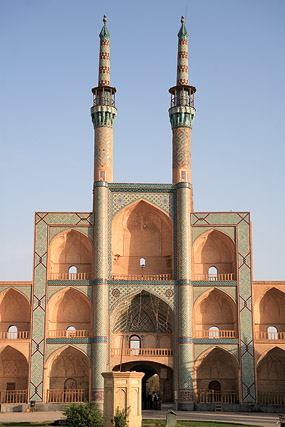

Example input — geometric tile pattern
[111,189,175,219]
[191,212,256,403]
[177,185,193,397]
[193,286,237,304]
[192,225,236,244]
[30,212,93,402]
[95,127,113,168]
[173,127,191,168]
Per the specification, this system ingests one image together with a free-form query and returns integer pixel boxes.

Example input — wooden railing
[0,331,29,340]
[111,348,173,357]
[111,273,172,281]
[193,273,234,282]
[258,392,285,405]
[196,389,238,404]
[0,390,27,403]
[255,331,285,341]
[47,330,90,338]
[49,273,90,280]
[47,389,86,403]
[195,330,236,339]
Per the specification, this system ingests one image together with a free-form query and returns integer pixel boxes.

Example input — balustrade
[258,391,285,405]
[196,389,238,404]
[111,348,173,357]
[0,390,27,403]
[0,331,29,340]
[47,389,85,403]
[193,273,234,282]
[255,331,285,341]
[47,330,90,338]
[49,272,90,280]
[195,330,236,339]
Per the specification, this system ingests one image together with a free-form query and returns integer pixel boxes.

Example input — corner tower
[91,15,117,188]
[169,17,196,186]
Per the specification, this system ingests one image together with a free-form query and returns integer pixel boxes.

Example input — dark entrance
[208,380,221,402]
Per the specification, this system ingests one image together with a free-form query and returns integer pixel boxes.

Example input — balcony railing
[255,331,285,341]
[0,331,29,340]
[111,348,173,357]
[47,389,86,403]
[195,330,236,339]
[0,390,27,404]
[193,273,234,281]
[196,389,238,404]
[258,391,285,406]
[111,273,172,281]
[47,330,90,338]
[49,272,90,280]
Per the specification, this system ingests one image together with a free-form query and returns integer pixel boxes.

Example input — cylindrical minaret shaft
[91,15,117,187]
[169,16,196,186]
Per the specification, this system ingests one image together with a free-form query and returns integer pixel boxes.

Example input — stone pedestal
[102,371,144,427]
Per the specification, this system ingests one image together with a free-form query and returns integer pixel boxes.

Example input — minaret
[91,15,117,186]
[169,16,196,186]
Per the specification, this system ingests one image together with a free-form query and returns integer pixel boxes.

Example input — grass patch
[142,421,261,427]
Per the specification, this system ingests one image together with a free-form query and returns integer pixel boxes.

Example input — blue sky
[0,0,284,281]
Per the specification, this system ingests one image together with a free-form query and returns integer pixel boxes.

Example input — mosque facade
[0,16,284,411]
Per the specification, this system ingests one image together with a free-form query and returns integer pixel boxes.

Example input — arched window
[68,266,77,280]
[208,326,219,338]
[267,326,278,340]
[7,325,18,339]
[130,335,141,355]
[140,258,146,268]
[208,266,218,281]
[66,326,76,338]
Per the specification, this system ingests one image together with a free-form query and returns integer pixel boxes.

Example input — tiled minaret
[91,15,117,186]
[169,17,196,405]
[90,15,116,407]
[169,16,196,186]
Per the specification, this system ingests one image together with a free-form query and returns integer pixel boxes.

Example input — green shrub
[64,403,104,427]
[112,406,129,427]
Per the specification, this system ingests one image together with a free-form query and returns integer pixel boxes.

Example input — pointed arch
[112,199,173,278]
[193,288,237,338]
[47,288,92,336]
[48,228,93,280]
[0,345,29,391]
[192,229,236,280]
[0,288,30,336]
[256,287,285,328]
[46,345,91,400]
[195,346,239,393]
[257,347,285,394]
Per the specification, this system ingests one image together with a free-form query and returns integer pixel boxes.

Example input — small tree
[64,403,104,427]
[112,406,129,427]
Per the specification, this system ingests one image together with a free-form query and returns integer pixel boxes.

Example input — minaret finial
[181,15,185,24]
[103,14,107,25]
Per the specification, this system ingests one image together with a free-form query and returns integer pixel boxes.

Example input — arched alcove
[112,200,173,278]
[48,229,93,280]
[111,291,174,355]
[192,230,236,281]
[0,346,29,391]
[257,288,285,337]
[193,288,237,338]
[257,347,285,394]
[47,288,92,337]
[47,346,90,401]
[196,347,239,397]
[0,289,30,337]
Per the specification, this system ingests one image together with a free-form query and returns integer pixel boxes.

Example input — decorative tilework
[47,285,92,302]
[172,127,191,168]
[194,344,239,361]
[30,212,94,402]
[191,212,256,403]
[111,190,174,219]
[49,226,93,244]
[95,127,113,167]
[45,343,92,362]
[0,285,32,302]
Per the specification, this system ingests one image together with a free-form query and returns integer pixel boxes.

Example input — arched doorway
[113,361,173,409]
[257,347,285,404]
[0,346,29,403]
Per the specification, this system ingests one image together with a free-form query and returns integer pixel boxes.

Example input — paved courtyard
[0,409,281,427]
